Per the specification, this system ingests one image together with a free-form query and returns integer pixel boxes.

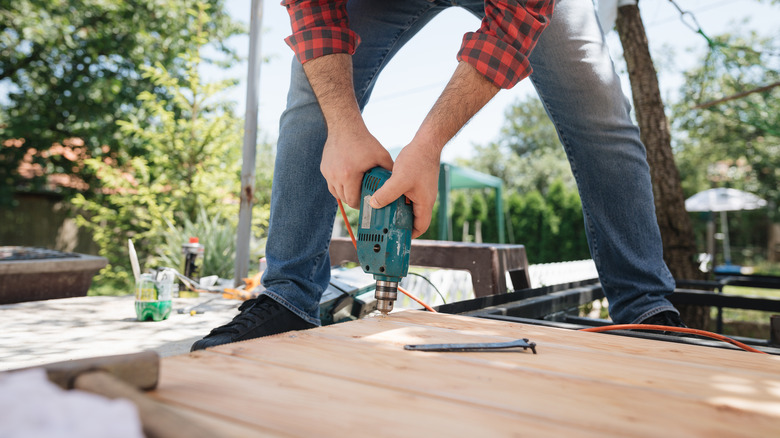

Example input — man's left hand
[369,143,441,239]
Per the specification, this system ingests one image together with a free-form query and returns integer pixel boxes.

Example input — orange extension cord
[338,199,437,313]
[338,201,768,354]
[581,324,768,354]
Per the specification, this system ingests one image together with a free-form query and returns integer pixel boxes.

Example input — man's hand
[320,125,393,208]
[302,53,393,208]
[369,143,440,239]
[369,61,500,238]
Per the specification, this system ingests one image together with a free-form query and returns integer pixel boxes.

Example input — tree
[462,95,588,260]
[0,0,242,205]
[507,190,555,264]
[70,5,267,286]
[616,2,708,326]
[465,95,575,195]
[616,3,702,280]
[673,32,780,219]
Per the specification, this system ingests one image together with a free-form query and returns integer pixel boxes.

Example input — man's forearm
[412,61,500,154]
[302,53,363,131]
[302,53,394,207]
[367,62,500,237]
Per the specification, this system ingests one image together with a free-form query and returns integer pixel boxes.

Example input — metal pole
[720,210,732,265]
[235,0,264,285]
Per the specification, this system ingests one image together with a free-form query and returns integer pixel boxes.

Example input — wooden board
[151,310,780,437]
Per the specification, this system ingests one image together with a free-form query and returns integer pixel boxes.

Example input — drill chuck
[375,280,398,315]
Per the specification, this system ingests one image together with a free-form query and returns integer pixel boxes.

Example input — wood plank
[153,311,780,437]
[352,310,780,373]
[164,404,288,438]
[200,311,780,436]
[152,352,602,437]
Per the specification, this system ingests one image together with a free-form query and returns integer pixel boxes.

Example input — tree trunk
[616,3,709,327]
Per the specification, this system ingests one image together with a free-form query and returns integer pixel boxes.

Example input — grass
[708,285,779,339]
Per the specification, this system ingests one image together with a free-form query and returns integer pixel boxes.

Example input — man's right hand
[320,124,394,209]
[302,53,393,208]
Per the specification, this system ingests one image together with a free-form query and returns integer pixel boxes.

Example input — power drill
[356,167,413,315]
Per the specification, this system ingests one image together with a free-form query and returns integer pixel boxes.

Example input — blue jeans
[262,0,677,325]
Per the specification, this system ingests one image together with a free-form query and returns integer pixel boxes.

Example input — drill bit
[375,280,398,315]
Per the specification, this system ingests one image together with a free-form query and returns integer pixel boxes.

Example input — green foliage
[451,94,588,262]
[481,190,499,244]
[72,5,271,287]
[451,191,469,242]
[672,31,780,221]
[419,200,439,240]
[156,207,265,280]
[0,0,243,205]
[430,180,588,263]
[464,95,575,195]
[469,194,488,224]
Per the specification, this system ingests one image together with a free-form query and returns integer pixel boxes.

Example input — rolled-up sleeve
[458,1,555,89]
[281,0,361,64]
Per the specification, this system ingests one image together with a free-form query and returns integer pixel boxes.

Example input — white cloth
[0,369,144,438]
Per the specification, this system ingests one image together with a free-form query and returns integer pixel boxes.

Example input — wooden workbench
[152,311,780,437]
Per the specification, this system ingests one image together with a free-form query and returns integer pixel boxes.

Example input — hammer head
[10,350,159,391]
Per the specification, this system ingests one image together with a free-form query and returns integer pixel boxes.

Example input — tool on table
[8,351,213,438]
[356,167,414,315]
[404,338,537,354]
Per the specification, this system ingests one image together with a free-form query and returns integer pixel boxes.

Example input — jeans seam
[632,305,678,324]
[263,290,322,327]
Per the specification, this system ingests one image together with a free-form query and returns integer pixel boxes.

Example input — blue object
[356,167,413,283]
[714,264,742,275]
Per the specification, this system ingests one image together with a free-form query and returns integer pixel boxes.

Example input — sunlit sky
[207,0,777,163]
[1,2,775,161]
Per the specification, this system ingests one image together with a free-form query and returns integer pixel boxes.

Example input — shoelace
[209,297,280,335]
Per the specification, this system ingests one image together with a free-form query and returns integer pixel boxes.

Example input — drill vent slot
[364,175,381,193]
[358,232,384,243]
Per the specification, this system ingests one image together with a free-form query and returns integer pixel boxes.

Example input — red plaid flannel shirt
[281,0,555,89]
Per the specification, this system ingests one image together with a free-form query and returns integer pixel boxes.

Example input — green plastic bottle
[135,270,173,321]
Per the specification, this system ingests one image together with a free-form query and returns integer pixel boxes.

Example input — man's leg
[193,0,448,350]
[457,0,677,323]
[525,0,678,324]
[264,0,448,321]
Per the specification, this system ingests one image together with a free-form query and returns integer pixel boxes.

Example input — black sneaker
[637,310,688,335]
[190,295,316,351]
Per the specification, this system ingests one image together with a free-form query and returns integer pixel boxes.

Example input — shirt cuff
[281,0,360,64]
[457,32,531,90]
[284,27,360,64]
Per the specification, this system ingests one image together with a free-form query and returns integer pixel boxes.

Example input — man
[192,0,683,352]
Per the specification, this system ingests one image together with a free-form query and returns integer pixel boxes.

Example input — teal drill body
[356,167,413,314]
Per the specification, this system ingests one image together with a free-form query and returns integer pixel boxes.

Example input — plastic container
[134,269,174,321]
[180,237,205,298]
[182,237,205,279]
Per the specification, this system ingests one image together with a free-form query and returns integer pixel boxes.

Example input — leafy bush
[73,5,272,291]
[155,208,265,280]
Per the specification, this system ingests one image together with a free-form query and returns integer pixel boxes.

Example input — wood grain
[151,311,780,437]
